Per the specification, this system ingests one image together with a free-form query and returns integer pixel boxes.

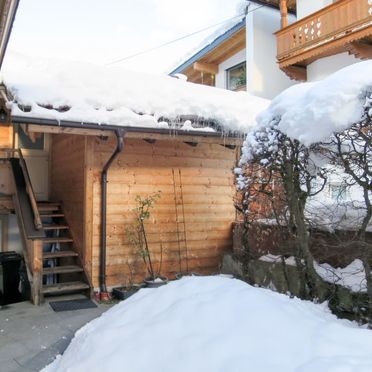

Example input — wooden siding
[0,125,13,200]
[50,134,86,263]
[0,124,12,148]
[89,137,237,288]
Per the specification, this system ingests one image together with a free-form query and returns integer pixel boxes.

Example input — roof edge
[169,18,246,75]
[170,1,296,76]
[0,0,20,69]
[11,115,244,140]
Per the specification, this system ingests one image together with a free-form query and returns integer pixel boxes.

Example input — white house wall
[296,0,333,20]
[246,5,296,99]
[307,52,360,81]
[215,48,246,89]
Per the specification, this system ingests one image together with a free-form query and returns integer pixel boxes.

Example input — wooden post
[280,0,288,29]
[0,214,8,252]
[31,239,43,305]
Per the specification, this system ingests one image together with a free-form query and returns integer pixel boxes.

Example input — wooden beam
[31,240,43,305]
[26,124,113,137]
[193,62,219,75]
[279,0,288,29]
[125,132,243,146]
[281,65,307,82]
[347,42,372,60]
[1,214,8,252]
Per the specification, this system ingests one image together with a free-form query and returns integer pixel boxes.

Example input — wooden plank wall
[0,125,14,200]
[0,125,12,148]
[50,134,86,262]
[89,137,237,288]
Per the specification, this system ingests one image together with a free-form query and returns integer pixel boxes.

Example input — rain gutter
[100,128,125,297]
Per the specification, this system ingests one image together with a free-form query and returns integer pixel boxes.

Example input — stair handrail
[16,148,43,230]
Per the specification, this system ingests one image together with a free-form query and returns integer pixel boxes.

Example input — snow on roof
[257,61,372,145]
[169,17,246,75]
[41,276,372,372]
[169,0,248,75]
[1,52,269,134]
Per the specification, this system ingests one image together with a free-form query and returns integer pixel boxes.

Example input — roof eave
[11,115,244,140]
[170,18,246,76]
[0,0,20,70]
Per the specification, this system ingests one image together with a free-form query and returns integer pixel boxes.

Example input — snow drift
[42,276,372,372]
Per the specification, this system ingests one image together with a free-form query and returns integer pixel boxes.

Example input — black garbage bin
[0,251,22,306]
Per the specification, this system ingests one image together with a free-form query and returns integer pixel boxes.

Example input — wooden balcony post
[280,0,288,29]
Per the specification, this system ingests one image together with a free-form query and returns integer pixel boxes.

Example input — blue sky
[7,0,244,74]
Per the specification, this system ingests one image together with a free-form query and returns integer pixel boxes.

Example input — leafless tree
[237,118,328,300]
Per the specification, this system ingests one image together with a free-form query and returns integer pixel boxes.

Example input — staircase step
[42,281,90,295]
[43,224,69,231]
[42,237,73,244]
[43,265,84,275]
[37,203,61,212]
[40,213,65,218]
[43,250,78,259]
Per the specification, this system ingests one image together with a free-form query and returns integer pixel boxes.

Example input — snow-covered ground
[259,254,367,293]
[42,276,372,372]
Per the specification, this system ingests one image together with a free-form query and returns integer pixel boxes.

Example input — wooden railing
[4,148,43,230]
[13,193,43,305]
[276,0,372,65]
[16,149,43,230]
[7,148,45,304]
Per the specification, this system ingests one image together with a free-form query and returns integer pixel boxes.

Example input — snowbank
[257,61,372,145]
[314,259,367,293]
[259,254,367,293]
[1,52,269,133]
[42,276,372,372]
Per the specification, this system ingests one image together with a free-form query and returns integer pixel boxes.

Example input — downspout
[100,128,125,298]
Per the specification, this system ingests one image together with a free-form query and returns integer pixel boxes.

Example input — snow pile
[42,276,372,372]
[314,259,367,293]
[1,52,269,133]
[256,61,372,145]
[259,254,297,266]
[259,254,367,293]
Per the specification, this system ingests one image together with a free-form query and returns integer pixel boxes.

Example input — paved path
[0,298,112,371]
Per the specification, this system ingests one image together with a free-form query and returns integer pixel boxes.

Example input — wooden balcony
[276,0,372,80]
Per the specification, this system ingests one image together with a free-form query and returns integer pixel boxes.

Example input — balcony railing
[276,0,372,66]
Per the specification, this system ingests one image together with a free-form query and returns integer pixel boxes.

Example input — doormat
[49,299,97,312]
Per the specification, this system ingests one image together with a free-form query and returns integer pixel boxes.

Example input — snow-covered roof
[257,61,372,145]
[1,53,269,134]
